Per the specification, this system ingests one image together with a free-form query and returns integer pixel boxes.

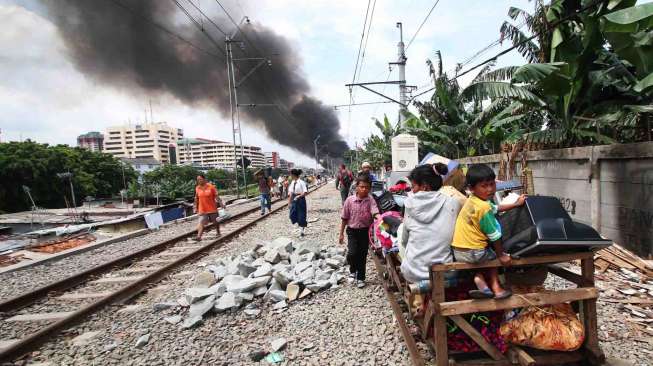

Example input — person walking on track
[338,174,379,288]
[256,170,273,215]
[336,163,354,204]
[193,174,221,241]
[288,169,308,237]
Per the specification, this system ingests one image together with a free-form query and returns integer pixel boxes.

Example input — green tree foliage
[0,141,137,213]
[477,0,653,146]
[355,0,652,162]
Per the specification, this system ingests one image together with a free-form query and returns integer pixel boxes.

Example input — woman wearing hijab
[288,169,308,237]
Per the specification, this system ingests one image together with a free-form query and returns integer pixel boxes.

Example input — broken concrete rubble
[184,288,214,305]
[178,236,346,328]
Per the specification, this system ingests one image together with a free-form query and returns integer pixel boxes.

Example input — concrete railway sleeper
[0,183,325,362]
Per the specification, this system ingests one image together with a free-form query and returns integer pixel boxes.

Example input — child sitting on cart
[451,164,526,299]
[400,163,462,284]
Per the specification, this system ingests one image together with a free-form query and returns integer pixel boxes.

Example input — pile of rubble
[169,237,347,328]
[594,244,653,344]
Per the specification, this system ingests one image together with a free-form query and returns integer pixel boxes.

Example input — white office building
[177,138,266,169]
[103,122,182,164]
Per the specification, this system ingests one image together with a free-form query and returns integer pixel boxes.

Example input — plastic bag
[500,302,585,351]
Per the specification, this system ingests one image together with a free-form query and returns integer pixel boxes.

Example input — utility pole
[313,135,321,175]
[56,172,78,221]
[225,37,241,198]
[395,22,408,124]
[345,22,416,127]
[225,16,273,199]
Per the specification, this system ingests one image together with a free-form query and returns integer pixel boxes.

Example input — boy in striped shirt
[452,164,526,299]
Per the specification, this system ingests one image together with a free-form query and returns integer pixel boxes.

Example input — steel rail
[371,254,425,366]
[0,185,315,312]
[0,183,325,362]
[0,200,267,312]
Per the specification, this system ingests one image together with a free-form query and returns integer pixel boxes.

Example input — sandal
[468,288,494,299]
[494,290,512,299]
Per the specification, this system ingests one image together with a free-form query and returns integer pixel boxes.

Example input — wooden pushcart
[373,250,605,366]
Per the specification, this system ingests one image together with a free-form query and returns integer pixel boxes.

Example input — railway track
[0,183,325,362]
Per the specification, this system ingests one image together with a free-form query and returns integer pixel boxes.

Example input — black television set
[498,196,612,257]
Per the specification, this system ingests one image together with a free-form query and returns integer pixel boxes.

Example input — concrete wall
[458,142,653,258]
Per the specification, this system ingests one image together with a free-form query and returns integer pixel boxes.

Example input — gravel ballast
[17,184,411,365]
[8,184,646,365]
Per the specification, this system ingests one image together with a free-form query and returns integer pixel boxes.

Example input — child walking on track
[338,174,379,288]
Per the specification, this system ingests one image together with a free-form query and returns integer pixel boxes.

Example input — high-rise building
[279,159,288,171]
[102,122,182,163]
[287,161,295,169]
[77,131,104,152]
[177,138,265,169]
[265,152,280,168]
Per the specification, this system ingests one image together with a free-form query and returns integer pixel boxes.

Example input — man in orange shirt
[193,174,221,241]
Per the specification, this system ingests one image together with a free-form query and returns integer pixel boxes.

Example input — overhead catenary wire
[351,0,373,87]
[171,0,228,58]
[213,0,266,57]
[409,0,605,102]
[405,0,441,50]
[185,0,228,36]
[107,0,225,61]
[356,0,377,83]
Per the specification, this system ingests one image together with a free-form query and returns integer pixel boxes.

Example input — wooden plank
[601,298,653,305]
[6,312,75,322]
[580,257,605,366]
[0,340,19,350]
[89,276,143,284]
[157,251,193,257]
[430,268,449,366]
[422,303,434,340]
[450,359,511,366]
[507,346,535,366]
[139,259,175,265]
[372,255,425,366]
[449,315,506,361]
[546,265,592,286]
[431,252,594,272]
[119,267,157,274]
[57,291,113,300]
[386,255,404,292]
[439,287,598,316]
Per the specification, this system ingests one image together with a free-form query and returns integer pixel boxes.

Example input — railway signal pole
[345,22,416,127]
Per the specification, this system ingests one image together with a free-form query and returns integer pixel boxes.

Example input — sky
[0,0,531,167]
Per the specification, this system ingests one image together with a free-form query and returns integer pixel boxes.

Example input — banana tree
[469,0,653,147]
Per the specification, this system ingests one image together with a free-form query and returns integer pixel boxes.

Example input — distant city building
[279,159,289,171]
[287,161,295,169]
[103,122,183,164]
[168,144,177,165]
[77,131,104,152]
[177,138,265,170]
[120,157,161,175]
[265,152,280,168]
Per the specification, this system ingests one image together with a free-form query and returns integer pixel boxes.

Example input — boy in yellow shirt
[451,164,526,299]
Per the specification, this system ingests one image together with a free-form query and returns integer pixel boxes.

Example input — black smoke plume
[40,0,348,157]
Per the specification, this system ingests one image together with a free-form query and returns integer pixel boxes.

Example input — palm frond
[461,81,546,106]
[473,66,520,82]
[500,21,541,63]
